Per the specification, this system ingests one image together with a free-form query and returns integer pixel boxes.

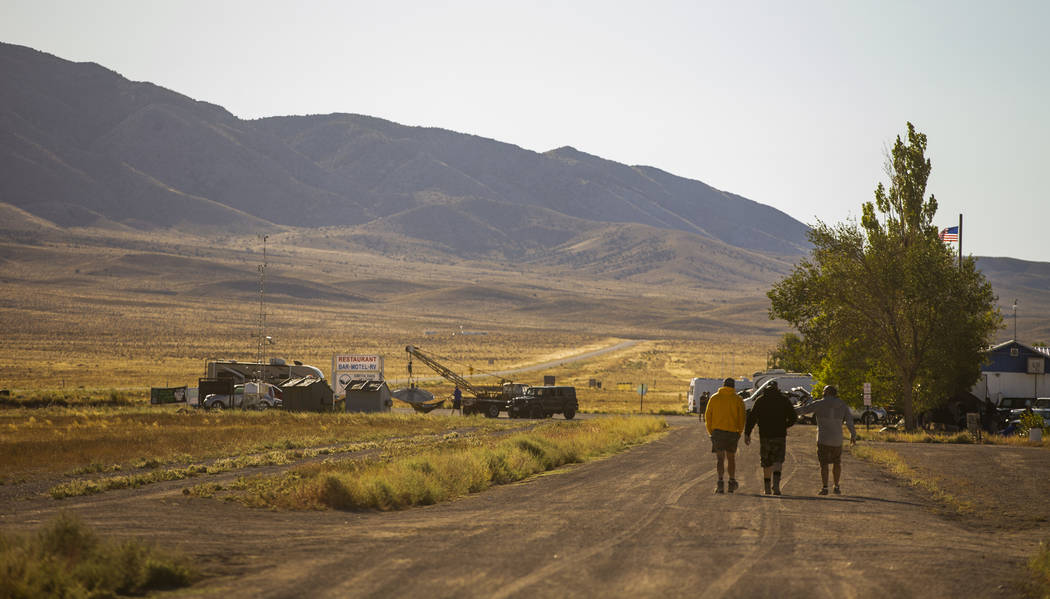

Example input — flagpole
[958,213,962,269]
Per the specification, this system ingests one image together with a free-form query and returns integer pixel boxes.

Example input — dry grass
[205,416,667,511]
[0,408,522,482]
[855,428,1047,448]
[0,229,780,397]
[1028,541,1050,599]
[0,512,195,597]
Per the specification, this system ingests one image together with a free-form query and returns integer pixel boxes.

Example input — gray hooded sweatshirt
[795,392,857,447]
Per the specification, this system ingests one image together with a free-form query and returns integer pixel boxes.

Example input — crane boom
[405,345,502,399]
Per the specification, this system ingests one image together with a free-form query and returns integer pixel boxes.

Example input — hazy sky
[3,0,1047,262]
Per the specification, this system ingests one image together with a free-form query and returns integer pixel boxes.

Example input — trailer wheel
[485,405,500,418]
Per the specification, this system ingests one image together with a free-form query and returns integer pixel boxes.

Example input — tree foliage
[768,123,1001,429]
[768,333,815,373]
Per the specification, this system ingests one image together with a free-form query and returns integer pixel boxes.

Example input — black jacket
[745,386,798,438]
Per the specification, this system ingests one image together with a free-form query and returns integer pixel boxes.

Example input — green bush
[0,512,195,597]
[1020,411,1046,437]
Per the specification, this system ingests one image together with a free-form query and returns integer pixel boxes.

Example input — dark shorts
[817,443,843,465]
[710,429,740,453]
[759,437,786,468]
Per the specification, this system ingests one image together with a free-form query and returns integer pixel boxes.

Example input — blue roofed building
[972,340,1050,406]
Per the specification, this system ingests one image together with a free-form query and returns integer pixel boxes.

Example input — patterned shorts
[817,443,843,465]
[759,437,786,468]
[710,429,740,453]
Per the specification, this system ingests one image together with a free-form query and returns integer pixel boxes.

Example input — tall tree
[768,123,1001,429]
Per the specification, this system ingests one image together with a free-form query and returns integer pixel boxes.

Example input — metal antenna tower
[257,235,269,377]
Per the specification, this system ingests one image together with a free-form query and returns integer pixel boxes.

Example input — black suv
[509,386,578,419]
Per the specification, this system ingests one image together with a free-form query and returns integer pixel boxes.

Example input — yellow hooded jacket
[704,386,746,435]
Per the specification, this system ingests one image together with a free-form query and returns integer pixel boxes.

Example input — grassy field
[0,228,778,398]
[0,408,527,484]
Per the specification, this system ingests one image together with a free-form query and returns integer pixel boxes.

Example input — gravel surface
[1,416,1045,598]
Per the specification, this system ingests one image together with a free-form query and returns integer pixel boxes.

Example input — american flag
[939,226,959,242]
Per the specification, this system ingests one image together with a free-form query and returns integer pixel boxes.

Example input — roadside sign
[332,354,384,397]
[863,382,872,406]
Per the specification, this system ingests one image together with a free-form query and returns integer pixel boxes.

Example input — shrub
[1026,540,1050,598]
[0,513,195,597]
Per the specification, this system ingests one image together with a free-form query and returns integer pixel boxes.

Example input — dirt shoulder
[863,438,1050,530]
[1,417,1046,598]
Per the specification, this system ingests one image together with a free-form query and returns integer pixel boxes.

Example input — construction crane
[405,345,502,398]
[405,345,524,417]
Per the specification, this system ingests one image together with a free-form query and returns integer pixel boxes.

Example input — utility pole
[1007,298,1016,340]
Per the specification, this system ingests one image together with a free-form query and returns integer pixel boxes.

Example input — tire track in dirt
[698,438,802,599]
[488,465,716,599]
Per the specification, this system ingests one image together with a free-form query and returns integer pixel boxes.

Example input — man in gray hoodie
[795,385,857,495]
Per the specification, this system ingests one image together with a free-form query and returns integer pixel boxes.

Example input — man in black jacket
[744,380,798,495]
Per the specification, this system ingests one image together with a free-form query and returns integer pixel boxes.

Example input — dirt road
[2,417,1041,597]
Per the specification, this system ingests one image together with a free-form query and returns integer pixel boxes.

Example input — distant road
[388,338,638,384]
[491,339,639,378]
[391,339,640,385]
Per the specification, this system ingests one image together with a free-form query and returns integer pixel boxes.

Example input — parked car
[996,397,1031,419]
[1006,397,1050,428]
[203,382,282,410]
[850,405,888,426]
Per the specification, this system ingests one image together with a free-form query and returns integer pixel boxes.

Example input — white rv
[687,377,752,412]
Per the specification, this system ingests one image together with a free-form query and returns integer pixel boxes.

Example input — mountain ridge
[1,41,809,280]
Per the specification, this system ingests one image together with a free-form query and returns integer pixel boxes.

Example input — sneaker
[833,485,841,495]
[818,487,829,496]
[716,480,725,494]
[772,486,782,496]
[728,479,739,494]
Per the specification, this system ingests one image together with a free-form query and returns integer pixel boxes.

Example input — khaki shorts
[817,443,843,465]
[710,429,740,453]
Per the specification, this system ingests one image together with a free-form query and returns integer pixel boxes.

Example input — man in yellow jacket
[704,378,746,494]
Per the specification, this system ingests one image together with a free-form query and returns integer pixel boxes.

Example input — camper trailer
[687,377,752,413]
[204,358,325,387]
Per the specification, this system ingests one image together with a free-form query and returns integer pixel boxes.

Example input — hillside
[1,41,1045,345]
[1,42,808,284]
